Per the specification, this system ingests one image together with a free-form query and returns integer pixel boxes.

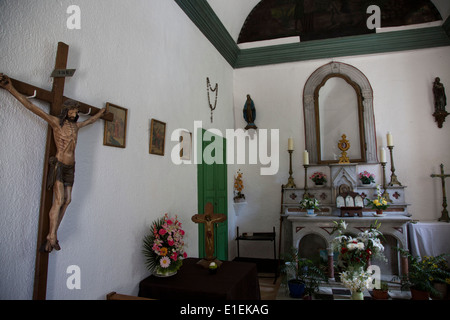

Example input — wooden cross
[6,42,113,300]
[191,202,226,268]
[431,164,450,222]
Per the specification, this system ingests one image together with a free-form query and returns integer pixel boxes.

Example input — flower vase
[376,209,383,215]
[351,290,364,300]
[314,182,325,188]
[154,267,177,277]
[306,208,315,216]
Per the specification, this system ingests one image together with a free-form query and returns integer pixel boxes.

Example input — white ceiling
[207,0,450,43]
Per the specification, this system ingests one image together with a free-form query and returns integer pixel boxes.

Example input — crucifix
[191,202,227,268]
[431,164,450,222]
[0,42,113,300]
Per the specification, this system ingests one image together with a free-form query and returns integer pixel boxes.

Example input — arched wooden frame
[314,73,366,164]
[303,62,377,164]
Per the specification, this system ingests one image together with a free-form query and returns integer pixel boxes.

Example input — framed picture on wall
[149,119,166,156]
[180,130,192,160]
[103,102,127,148]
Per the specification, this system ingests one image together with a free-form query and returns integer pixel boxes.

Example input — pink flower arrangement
[143,213,187,275]
[358,171,375,184]
[310,171,327,184]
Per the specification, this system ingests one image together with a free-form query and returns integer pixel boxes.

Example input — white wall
[0,0,234,299]
[232,47,450,259]
[1,0,450,299]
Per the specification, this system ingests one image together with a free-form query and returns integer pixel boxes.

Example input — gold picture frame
[180,130,192,160]
[103,102,127,148]
[149,119,166,156]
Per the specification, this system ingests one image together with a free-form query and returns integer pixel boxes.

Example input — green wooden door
[197,129,228,261]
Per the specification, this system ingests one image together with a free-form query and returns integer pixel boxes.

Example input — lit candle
[303,150,309,165]
[380,148,386,163]
[387,132,393,147]
[288,137,294,151]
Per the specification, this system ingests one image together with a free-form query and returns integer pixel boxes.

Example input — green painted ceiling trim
[235,27,450,68]
[174,0,239,66]
[174,0,450,69]
[444,15,450,38]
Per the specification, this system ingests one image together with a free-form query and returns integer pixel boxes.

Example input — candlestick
[288,138,294,151]
[303,164,309,198]
[303,150,309,165]
[380,147,386,163]
[387,132,393,147]
[387,146,402,186]
[380,162,392,203]
[284,150,296,188]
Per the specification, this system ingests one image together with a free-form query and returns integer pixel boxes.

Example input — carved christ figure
[0,73,106,252]
[191,203,226,261]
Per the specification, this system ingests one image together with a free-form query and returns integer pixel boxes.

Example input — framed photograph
[103,102,127,148]
[149,119,166,156]
[180,130,192,160]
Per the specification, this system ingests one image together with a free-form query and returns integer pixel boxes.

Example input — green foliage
[281,247,328,296]
[395,248,450,297]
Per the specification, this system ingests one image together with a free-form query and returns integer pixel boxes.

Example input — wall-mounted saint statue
[432,77,448,128]
[243,94,257,130]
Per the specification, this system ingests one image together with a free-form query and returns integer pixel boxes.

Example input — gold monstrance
[338,134,350,164]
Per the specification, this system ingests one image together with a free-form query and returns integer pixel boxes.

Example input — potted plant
[281,247,328,299]
[299,196,319,216]
[372,280,389,300]
[358,171,375,185]
[310,171,327,186]
[365,184,389,215]
[395,248,450,300]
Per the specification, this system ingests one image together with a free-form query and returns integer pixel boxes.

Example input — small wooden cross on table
[191,202,227,268]
[0,42,113,299]
[431,164,450,222]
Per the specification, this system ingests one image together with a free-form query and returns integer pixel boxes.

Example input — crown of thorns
[62,99,80,110]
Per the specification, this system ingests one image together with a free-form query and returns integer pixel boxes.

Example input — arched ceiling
[237,0,442,43]
[176,0,450,68]
[207,0,450,43]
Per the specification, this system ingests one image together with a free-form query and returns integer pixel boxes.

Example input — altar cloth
[408,222,450,261]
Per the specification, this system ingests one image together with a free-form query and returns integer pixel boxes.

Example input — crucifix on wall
[0,42,113,299]
[431,164,450,222]
[191,202,227,268]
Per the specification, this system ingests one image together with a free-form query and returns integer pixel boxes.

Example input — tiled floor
[275,280,412,300]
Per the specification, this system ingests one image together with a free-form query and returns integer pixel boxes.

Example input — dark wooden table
[138,258,261,300]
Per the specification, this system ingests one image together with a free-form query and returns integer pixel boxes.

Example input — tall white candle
[387,132,393,147]
[303,150,309,165]
[380,148,386,163]
[288,137,294,151]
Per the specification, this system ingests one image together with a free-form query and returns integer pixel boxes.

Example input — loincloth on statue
[47,157,75,189]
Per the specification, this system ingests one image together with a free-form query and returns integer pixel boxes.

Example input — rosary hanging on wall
[206,77,218,123]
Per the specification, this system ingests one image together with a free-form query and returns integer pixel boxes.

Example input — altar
[280,163,412,280]
[287,215,410,280]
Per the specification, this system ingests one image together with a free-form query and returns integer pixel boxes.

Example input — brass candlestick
[303,164,309,198]
[284,150,296,188]
[381,162,392,203]
[387,146,402,186]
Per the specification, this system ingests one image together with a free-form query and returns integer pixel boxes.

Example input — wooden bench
[106,291,154,300]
